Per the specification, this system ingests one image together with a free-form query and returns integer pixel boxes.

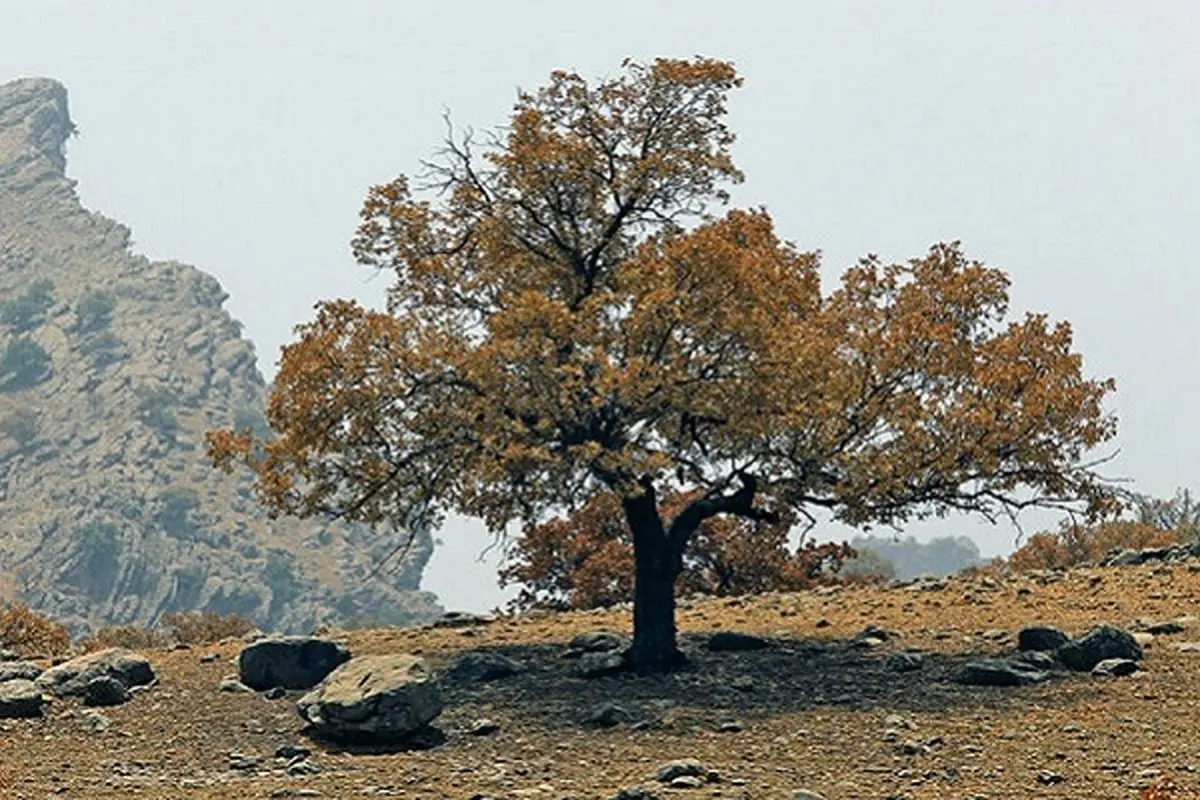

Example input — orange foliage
[500,491,857,610]
[1008,520,1190,571]
[209,57,1117,669]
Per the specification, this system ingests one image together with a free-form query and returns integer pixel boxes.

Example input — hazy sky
[3,2,1198,611]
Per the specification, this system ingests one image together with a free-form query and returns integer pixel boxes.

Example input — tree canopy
[209,57,1117,671]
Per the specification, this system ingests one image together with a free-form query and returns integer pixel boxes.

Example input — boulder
[1057,626,1142,672]
[1014,650,1058,671]
[1017,626,1069,652]
[35,648,154,698]
[82,675,132,706]
[0,679,46,718]
[955,658,1050,687]
[706,632,771,652]
[297,654,442,742]
[447,651,524,684]
[238,636,350,691]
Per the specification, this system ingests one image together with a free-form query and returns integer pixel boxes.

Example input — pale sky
[3,2,1198,612]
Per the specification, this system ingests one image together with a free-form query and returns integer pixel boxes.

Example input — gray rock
[955,658,1050,686]
[0,679,46,718]
[654,759,706,782]
[297,654,441,742]
[568,631,626,653]
[1017,626,1069,652]
[82,675,132,706]
[35,648,154,698]
[1014,650,1058,671]
[468,718,500,736]
[1144,620,1185,636]
[219,677,254,693]
[790,792,827,800]
[706,632,771,652]
[238,637,350,691]
[583,701,632,728]
[1058,625,1143,672]
[447,651,524,683]
[1092,657,1139,677]
[574,650,626,678]
[0,661,43,683]
[886,652,926,672]
[81,710,110,733]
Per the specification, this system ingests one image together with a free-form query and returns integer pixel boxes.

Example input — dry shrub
[0,603,70,656]
[1008,520,1190,571]
[500,490,858,612]
[161,610,256,645]
[81,624,169,652]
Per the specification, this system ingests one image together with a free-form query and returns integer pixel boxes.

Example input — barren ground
[3,560,1200,799]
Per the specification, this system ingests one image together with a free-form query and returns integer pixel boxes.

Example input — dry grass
[0,602,70,656]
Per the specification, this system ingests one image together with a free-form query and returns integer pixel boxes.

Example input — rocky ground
[3,558,1200,799]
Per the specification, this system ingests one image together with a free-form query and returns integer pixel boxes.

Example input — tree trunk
[623,489,685,673]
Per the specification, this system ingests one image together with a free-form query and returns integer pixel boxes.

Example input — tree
[499,489,856,611]
[208,57,1118,672]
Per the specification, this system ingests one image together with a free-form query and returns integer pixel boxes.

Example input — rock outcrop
[0,77,442,634]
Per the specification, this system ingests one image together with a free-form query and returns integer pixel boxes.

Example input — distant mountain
[848,534,983,581]
[0,77,441,635]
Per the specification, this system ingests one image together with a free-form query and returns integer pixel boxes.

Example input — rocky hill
[0,76,442,635]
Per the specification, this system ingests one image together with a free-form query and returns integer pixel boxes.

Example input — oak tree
[209,57,1117,672]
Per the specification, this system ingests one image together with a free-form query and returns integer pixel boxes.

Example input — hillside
[2,559,1199,798]
[0,76,441,634]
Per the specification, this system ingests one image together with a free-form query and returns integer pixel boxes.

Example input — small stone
[583,701,632,728]
[669,776,704,788]
[274,744,311,760]
[715,718,743,732]
[219,677,254,693]
[1144,620,1185,635]
[449,651,525,683]
[568,631,626,653]
[228,752,261,771]
[288,759,322,776]
[1037,770,1066,785]
[789,792,826,800]
[199,653,220,664]
[655,759,706,782]
[263,686,286,700]
[574,651,626,678]
[1092,658,1139,677]
[886,652,925,672]
[468,718,500,736]
[82,711,110,733]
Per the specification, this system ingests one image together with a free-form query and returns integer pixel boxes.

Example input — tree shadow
[430,631,1096,733]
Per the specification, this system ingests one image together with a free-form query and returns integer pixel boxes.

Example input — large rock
[297,654,442,742]
[1057,626,1143,672]
[1017,626,1069,652]
[82,675,132,706]
[955,658,1050,687]
[0,77,443,638]
[35,648,154,698]
[238,636,350,691]
[0,679,46,718]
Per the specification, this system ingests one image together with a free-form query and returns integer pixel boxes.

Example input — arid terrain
[2,559,1200,799]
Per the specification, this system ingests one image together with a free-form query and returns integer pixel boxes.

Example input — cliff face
[0,77,442,635]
